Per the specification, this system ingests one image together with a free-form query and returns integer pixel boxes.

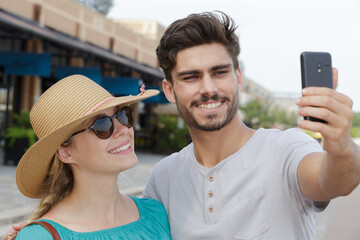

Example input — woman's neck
[41,173,140,232]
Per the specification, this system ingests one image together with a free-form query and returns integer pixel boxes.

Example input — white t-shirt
[144,128,324,240]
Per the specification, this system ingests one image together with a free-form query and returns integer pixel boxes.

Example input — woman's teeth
[110,143,131,153]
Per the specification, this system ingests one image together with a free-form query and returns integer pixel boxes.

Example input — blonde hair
[29,138,74,222]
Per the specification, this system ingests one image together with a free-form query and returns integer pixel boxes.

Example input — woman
[4,75,171,239]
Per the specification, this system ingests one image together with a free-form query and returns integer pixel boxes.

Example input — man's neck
[189,115,255,168]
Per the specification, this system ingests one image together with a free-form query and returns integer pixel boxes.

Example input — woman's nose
[112,116,130,137]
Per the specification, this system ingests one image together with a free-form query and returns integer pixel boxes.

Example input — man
[143,12,360,239]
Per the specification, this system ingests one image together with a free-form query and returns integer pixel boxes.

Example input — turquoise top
[16,197,171,240]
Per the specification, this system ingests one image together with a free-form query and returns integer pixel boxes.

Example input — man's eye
[215,70,228,75]
[183,75,197,80]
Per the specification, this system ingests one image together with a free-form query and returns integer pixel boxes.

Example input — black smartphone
[300,51,333,123]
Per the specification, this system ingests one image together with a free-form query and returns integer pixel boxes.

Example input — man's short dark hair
[156,11,240,83]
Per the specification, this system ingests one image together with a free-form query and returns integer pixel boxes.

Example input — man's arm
[3,223,26,240]
[143,167,160,201]
[296,68,360,201]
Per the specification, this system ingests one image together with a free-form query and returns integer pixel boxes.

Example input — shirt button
[208,176,214,182]
[208,206,214,213]
[208,191,214,198]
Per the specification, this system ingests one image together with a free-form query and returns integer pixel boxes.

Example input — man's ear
[162,79,176,104]
[236,67,242,86]
[56,145,74,164]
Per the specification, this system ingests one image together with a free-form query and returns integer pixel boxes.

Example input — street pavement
[316,185,360,240]
[1,150,360,239]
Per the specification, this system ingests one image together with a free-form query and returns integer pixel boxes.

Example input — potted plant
[2,110,36,165]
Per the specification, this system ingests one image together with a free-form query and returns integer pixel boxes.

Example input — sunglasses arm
[69,127,90,138]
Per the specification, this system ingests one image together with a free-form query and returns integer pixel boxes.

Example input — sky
[108,0,360,112]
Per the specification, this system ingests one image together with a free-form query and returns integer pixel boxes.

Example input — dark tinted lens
[92,116,114,139]
[117,107,133,128]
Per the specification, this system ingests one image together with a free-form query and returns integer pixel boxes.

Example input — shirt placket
[205,169,216,224]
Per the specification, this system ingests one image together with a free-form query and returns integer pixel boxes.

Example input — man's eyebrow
[211,63,232,71]
[175,63,232,77]
[176,70,200,77]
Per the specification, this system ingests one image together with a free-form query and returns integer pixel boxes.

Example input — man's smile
[196,101,223,110]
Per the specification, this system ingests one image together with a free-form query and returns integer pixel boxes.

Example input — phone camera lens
[317,63,321,68]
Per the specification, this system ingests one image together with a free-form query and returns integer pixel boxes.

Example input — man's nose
[199,74,218,95]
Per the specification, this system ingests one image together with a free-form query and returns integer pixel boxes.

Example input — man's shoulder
[256,127,300,135]
[153,142,193,172]
[249,128,318,152]
[255,127,310,141]
[275,127,316,143]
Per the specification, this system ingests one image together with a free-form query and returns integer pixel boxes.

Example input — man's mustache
[190,94,230,107]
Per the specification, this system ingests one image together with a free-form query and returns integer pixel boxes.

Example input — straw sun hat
[16,74,159,198]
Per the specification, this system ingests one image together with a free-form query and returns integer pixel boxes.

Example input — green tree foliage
[272,107,298,128]
[351,112,360,137]
[240,99,271,128]
[240,99,298,129]
[75,0,113,15]
[155,115,190,152]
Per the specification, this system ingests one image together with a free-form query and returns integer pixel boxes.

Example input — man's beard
[174,91,239,132]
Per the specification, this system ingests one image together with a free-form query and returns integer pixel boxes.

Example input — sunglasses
[70,107,134,139]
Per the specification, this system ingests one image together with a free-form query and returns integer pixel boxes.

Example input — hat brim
[16,89,159,198]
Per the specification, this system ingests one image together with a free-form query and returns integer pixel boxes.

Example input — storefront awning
[102,77,168,104]
[0,11,164,79]
[142,85,169,104]
[102,77,142,96]
[0,51,51,76]
[54,66,102,84]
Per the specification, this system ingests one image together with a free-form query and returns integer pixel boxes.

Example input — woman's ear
[56,146,74,164]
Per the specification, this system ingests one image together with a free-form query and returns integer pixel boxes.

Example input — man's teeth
[110,143,131,153]
[198,102,222,109]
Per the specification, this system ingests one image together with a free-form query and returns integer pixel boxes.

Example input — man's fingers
[297,107,336,125]
[12,223,25,231]
[4,222,26,238]
[297,96,353,121]
[298,90,353,110]
[332,67,338,90]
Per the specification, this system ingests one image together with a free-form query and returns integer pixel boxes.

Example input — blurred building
[240,76,274,107]
[0,0,168,158]
[239,60,298,116]
[272,91,301,114]
[113,19,166,42]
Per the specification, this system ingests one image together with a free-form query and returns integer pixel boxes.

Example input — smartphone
[300,51,333,123]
